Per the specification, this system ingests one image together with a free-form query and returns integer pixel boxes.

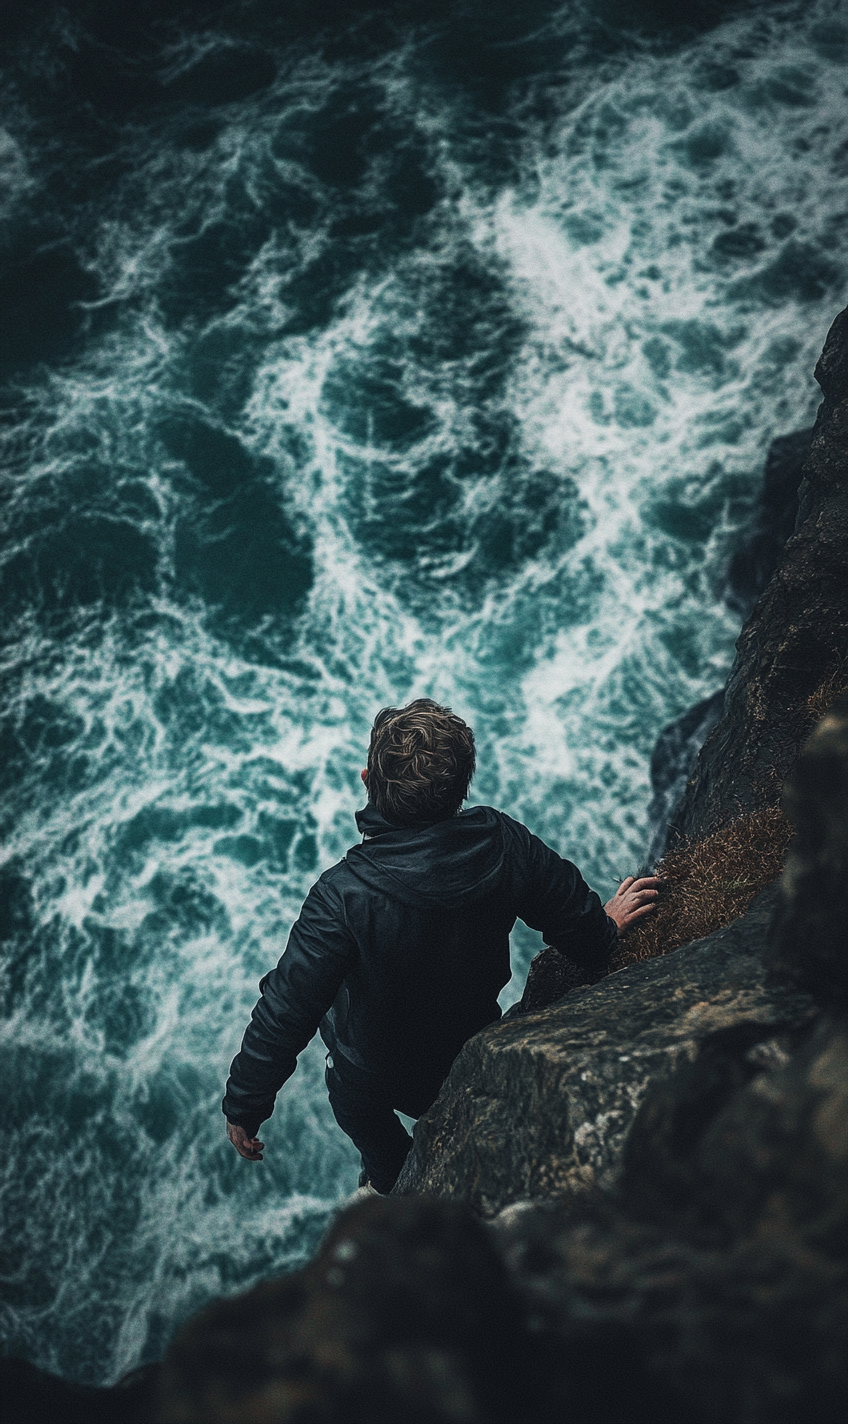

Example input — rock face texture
[393,886,816,1215]
[155,1196,528,1424]
[494,1018,848,1424]
[492,720,848,1422]
[644,690,724,866]
[645,423,813,866]
[724,426,814,618]
[668,305,848,844]
[513,938,599,1012]
[767,691,848,1005]
[619,1011,846,1248]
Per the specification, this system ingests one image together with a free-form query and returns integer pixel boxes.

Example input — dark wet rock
[619,1013,846,1248]
[646,424,813,865]
[767,691,848,1006]
[645,689,724,866]
[669,305,848,844]
[725,427,813,617]
[491,1008,848,1424]
[394,884,817,1216]
[155,1195,529,1424]
[0,1358,158,1423]
[513,943,597,1014]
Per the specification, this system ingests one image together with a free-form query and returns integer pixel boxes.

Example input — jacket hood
[346,804,507,908]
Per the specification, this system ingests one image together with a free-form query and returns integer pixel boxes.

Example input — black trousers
[325,1054,443,1195]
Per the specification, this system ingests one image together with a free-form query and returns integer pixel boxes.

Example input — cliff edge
[668,305,848,843]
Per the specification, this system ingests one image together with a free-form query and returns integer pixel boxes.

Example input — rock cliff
[667,306,848,843]
[645,423,813,867]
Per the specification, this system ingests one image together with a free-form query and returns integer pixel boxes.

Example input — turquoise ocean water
[1,0,847,1384]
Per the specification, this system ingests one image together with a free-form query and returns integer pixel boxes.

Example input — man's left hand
[604,875,662,937]
[227,1122,265,1160]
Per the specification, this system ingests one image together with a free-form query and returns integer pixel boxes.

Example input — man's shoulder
[294,859,364,934]
[310,853,380,905]
[485,809,573,866]
[463,806,547,870]
[479,807,532,841]
[310,858,353,896]
[290,858,347,914]
[460,804,520,828]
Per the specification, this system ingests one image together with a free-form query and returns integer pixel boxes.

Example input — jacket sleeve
[502,814,618,972]
[222,874,358,1134]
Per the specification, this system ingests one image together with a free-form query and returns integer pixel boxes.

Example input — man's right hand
[604,875,662,937]
[226,1121,265,1161]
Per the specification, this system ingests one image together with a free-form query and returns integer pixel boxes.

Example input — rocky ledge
[392,886,816,1213]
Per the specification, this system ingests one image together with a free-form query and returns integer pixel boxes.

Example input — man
[223,699,660,1193]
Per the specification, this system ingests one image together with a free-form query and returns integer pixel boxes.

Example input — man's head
[363,699,476,825]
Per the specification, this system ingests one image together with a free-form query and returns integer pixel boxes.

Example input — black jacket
[222,804,617,1133]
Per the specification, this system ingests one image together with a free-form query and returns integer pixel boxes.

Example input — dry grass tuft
[602,683,846,980]
[804,657,848,721]
[609,806,793,973]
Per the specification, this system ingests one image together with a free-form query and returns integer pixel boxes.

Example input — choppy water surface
[1,0,846,1383]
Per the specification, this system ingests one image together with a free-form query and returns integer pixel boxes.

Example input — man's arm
[503,815,657,972]
[222,874,357,1154]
